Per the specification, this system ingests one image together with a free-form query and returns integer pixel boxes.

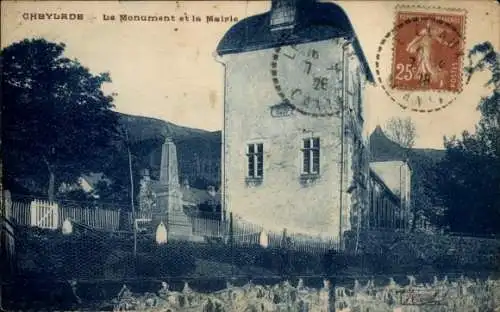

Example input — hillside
[3,112,221,201]
[117,113,221,188]
[118,113,211,141]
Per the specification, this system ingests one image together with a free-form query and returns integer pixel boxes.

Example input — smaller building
[58,173,111,199]
[367,161,411,230]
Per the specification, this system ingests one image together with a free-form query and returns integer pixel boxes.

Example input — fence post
[280,228,291,277]
[229,212,234,279]
[329,277,336,312]
[30,200,36,227]
[53,202,59,230]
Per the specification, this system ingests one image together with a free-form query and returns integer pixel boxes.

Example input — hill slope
[118,113,221,188]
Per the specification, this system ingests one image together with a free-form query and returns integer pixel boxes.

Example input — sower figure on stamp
[406,20,449,87]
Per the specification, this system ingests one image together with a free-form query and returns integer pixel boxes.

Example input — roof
[369,168,400,204]
[216,0,374,82]
[369,126,409,162]
[151,181,221,206]
[369,161,410,197]
[182,187,221,206]
[80,173,110,189]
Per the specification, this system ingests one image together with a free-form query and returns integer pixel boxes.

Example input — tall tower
[215,0,373,243]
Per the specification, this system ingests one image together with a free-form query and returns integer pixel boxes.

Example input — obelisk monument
[152,136,192,239]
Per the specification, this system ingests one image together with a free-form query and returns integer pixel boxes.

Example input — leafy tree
[436,42,500,235]
[2,38,119,201]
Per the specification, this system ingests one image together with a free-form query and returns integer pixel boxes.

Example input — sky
[2,1,498,149]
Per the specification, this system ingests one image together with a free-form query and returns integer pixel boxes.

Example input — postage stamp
[391,11,466,93]
[375,5,468,112]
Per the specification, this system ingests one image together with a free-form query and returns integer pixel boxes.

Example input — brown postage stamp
[391,11,466,93]
[376,5,468,112]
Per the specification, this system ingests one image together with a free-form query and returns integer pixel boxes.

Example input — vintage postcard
[1,0,499,311]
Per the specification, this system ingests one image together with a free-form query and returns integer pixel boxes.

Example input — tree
[2,39,119,201]
[383,117,417,149]
[435,41,500,235]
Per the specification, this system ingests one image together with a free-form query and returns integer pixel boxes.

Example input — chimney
[270,0,298,31]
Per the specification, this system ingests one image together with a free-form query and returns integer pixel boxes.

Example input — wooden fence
[191,216,224,238]
[229,215,341,253]
[60,205,121,230]
[8,200,121,231]
[30,199,59,229]
[9,199,341,253]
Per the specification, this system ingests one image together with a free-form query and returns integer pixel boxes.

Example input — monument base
[149,210,205,242]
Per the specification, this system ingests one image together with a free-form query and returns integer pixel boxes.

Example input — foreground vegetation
[109,276,499,311]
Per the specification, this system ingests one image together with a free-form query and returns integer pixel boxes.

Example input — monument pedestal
[153,186,194,241]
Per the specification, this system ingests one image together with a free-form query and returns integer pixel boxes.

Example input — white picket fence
[10,199,121,231]
[30,199,59,229]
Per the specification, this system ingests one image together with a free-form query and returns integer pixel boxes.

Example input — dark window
[302,138,320,174]
[247,143,263,178]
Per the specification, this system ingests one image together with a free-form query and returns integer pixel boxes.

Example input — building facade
[216,0,374,241]
[367,167,407,230]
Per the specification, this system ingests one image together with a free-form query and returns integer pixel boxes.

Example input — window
[247,143,263,179]
[302,138,320,175]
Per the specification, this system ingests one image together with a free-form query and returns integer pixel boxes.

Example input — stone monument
[152,136,192,239]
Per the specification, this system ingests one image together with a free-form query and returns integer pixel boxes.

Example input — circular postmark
[270,31,346,117]
[376,7,468,113]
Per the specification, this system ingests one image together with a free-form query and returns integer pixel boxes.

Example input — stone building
[215,0,375,242]
[214,0,413,243]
